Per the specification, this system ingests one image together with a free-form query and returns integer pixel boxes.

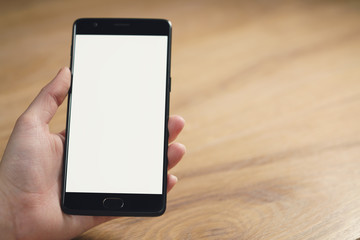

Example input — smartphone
[61,18,172,216]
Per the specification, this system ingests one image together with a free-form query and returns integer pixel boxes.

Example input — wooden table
[1,0,360,239]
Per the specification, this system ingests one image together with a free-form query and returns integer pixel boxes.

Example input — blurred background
[1,0,360,239]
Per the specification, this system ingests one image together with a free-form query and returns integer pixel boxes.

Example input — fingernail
[172,175,178,183]
[178,115,185,124]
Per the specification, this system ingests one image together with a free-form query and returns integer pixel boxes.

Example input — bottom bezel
[62,192,166,216]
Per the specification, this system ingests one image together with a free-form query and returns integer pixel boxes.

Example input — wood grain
[1,0,360,239]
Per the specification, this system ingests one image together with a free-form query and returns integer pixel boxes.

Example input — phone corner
[73,18,81,26]
[60,203,70,215]
[154,18,172,29]
[153,206,166,217]
[155,200,167,216]
[73,18,88,26]
[60,196,71,215]
[166,20,172,29]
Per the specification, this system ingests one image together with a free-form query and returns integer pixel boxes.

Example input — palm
[1,116,94,239]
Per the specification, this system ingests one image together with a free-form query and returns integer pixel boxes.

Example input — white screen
[65,35,168,194]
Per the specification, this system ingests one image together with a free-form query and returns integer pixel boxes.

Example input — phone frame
[61,18,172,216]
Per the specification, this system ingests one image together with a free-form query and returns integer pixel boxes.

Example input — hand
[0,67,186,240]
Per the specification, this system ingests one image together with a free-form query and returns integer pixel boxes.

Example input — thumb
[25,67,71,124]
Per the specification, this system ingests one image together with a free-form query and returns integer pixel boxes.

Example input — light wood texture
[1,0,360,239]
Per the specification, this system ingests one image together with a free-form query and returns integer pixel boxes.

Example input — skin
[0,67,186,240]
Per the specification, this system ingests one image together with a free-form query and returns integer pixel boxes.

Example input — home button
[103,198,124,209]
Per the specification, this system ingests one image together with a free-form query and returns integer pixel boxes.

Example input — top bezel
[74,18,171,35]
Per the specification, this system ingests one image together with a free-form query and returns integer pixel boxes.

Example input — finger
[168,142,186,170]
[167,174,178,193]
[26,67,71,124]
[168,115,185,143]
[56,129,66,144]
[59,129,66,138]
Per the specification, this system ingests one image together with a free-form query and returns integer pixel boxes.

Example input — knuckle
[16,112,37,128]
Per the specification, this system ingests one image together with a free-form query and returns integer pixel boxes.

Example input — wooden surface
[1,0,360,239]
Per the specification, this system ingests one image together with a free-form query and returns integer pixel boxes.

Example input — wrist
[0,170,16,240]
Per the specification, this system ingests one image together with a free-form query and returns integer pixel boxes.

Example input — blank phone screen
[65,35,168,194]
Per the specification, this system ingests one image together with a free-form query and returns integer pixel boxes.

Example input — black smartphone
[61,18,172,216]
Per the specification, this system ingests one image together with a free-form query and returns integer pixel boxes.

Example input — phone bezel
[61,18,172,216]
